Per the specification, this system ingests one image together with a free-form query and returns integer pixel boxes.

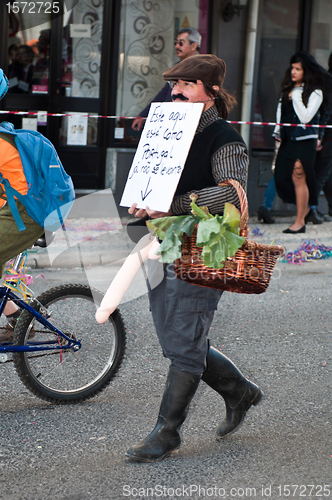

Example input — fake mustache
[171,93,189,101]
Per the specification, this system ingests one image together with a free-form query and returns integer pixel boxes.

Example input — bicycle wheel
[13,284,126,403]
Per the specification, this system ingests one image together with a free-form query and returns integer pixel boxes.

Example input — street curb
[26,217,332,269]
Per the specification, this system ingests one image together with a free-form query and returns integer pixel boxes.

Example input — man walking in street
[126,54,262,462]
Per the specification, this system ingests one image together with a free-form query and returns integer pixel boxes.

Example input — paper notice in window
[67,113,88,146]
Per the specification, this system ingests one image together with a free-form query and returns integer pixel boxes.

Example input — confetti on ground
[49,220,123,244]
[82,235,97,241]
[251,227,265,236]
[281,240,332,264]
[65,221,117,232]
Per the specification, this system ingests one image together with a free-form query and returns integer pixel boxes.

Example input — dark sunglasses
[174,39,192,47]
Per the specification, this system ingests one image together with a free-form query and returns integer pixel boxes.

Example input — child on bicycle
[0,68,44,342]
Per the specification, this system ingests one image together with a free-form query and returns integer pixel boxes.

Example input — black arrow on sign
[141,177,152,201]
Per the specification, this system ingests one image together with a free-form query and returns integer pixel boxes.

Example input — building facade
[0,0,331,215]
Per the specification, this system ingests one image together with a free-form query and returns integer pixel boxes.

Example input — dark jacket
[273,87,323,141]
[139,82,172,118]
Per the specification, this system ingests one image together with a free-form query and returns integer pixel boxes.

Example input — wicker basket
[173,179,284,294]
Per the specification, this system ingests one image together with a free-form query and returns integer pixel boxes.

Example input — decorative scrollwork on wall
[117,0,174,117]
[133,15,151,34]
[131,79,148,99]
[71,0,104,98]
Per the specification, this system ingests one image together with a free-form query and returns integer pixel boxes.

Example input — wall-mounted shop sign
[70,24,91,38]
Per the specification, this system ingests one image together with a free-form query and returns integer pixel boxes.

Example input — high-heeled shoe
[282,225,306,234]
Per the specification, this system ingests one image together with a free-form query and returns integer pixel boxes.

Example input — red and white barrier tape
[0,109,331,128]
[228,121,332,128]
[0,110,139,119]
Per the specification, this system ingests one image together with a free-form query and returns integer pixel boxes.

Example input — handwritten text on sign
[120,102,204,212]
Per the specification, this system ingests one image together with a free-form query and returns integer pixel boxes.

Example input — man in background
[131,27,202,131]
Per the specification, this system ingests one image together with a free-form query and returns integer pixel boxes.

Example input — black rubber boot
[257,205,275,224]
[202,346,263,438]
[125,366,201,462]
[305,209,323,224]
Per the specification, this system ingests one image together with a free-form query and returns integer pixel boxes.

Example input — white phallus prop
[95,234,161,324]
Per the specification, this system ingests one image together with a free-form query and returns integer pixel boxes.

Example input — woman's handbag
[173,179,284,294]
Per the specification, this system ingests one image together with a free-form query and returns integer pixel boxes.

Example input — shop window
[114,0,209,145]
[59,114,98,146]
[58,0,104,147]
[61,0,104,98]
[6,16,51,95]
[253,0,300,149]
[309,0,332,70]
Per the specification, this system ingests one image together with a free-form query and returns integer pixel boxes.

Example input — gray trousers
[148,262,222,376]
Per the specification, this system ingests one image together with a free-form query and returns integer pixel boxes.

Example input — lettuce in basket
[146,195,246,268]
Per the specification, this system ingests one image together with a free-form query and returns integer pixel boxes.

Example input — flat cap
[163,54,226,88]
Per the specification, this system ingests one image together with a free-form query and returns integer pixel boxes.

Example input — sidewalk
[26,214,332,269]
[26,216,134,269]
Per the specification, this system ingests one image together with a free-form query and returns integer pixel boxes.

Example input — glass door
[253,0,301,149]
[1,0,106,189]
[113,0,210,146]
[3,3,52,134]
[309,0,332,69]
[55,0,104,188]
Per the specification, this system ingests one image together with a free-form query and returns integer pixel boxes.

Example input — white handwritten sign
[120,102,204,212]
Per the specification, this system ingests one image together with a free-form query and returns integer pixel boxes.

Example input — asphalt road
[0,244,332,499]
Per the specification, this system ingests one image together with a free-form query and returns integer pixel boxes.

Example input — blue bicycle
[0,242,126,404]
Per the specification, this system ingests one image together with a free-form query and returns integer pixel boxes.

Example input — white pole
[240,0,260,147]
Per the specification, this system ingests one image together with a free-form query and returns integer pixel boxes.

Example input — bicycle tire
[13,284,126,403]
